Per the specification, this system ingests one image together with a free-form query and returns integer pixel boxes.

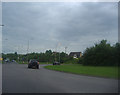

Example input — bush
[78,57,83,64]
[82,40,119,66]
[65,58,79,64]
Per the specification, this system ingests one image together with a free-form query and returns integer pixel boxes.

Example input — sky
[2,2,118,54]
[0,2,2,55]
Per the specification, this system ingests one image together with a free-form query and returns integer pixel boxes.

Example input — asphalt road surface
[2,63,118,93]
[0,63,2,95]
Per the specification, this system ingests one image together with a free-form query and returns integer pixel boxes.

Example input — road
[0,63,2,95]
[2,63,118,93]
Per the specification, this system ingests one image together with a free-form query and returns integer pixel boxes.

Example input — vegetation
[3,40,119,78]
[45,64,118,79]
[2,50,71,63]
[2,40,120,66]
[19,61,28,64]
[81,40,120,66]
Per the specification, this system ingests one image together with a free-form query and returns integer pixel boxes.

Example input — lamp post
[0,24,3,26]
[0,24,4,55]
[65,47,67,54]
[58,43,61,63]
[26,40,29,63]
[26,38,33,63]
[55,43,60,62]
[27,40,29,54]
[2,38,8,54]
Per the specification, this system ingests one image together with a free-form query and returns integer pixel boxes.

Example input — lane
[0,63,2,95]
[2,63,118,93]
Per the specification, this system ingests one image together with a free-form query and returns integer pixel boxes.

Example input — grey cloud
[2,2,118,54]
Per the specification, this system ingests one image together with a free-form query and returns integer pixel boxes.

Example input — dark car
[28,59,39,69]
[12,60,16,62]
[53,61,60,65]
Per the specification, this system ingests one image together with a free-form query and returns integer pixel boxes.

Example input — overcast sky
[2,2,118,54]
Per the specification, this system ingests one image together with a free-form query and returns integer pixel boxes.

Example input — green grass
[38,62,52,64]
[18,61,28,64]
[44,64,118,79]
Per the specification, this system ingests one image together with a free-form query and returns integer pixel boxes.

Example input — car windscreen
[31,60,37,63]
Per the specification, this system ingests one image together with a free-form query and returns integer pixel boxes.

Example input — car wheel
[37,66,39,69]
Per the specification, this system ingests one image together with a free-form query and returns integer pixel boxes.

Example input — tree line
[2,40,120,66]
[2,50,71,63]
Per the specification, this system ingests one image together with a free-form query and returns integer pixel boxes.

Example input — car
[28,59,39,69]
[53,61,60,65]
[12,60,16,62]
[4,58,10,63]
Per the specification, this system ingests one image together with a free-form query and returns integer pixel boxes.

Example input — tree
[14,52,17,55]
[82,40,118,66]
[114,43,120,66]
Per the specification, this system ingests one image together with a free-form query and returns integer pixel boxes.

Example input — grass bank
[44,64,118,79]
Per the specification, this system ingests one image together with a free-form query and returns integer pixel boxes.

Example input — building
[0,57,3,61]
[69,52,82,58]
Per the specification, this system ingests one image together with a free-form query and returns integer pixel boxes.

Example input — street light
[0,24,4,26]
[65,46,67,54]
[55,43,61,63]
[26,38,33,62]
[2,38,8,54]
[27,38,34,54]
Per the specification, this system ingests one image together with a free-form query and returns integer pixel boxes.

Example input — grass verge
[18,61,28,64]
[44,64,118,79]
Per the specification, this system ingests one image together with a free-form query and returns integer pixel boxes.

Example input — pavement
[2,63,118,93]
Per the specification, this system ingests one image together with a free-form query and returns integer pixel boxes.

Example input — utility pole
[27,40,29,62]
[59,51,60,63]
[18,46,19,62]
[27,40,29,54]
[55,44,57,62]
[65,47,67,54]
[58,43,61,63]
[54,43,61,63]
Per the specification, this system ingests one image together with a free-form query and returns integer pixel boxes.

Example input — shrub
[82,40,119,66]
